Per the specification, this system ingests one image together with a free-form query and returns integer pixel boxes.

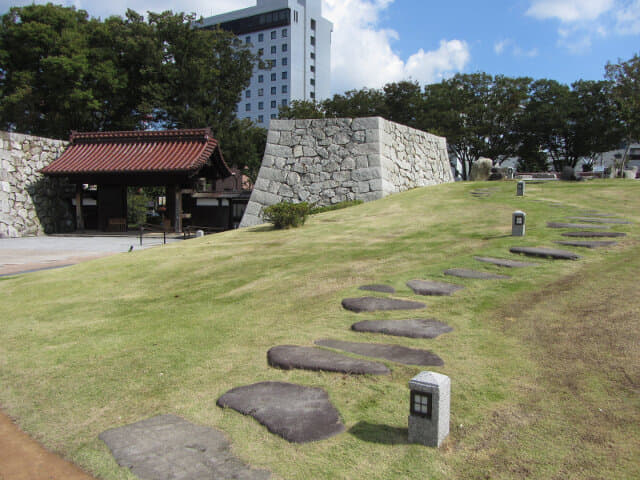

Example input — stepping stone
[406,279,464,296]
[547,222,610,229]
[217,382,344,443]
[359,284,395,293]
[267,345,390,375]
[474,256,538,268]
[351,319,453,339]
[565,217,630,224]
[444,268,510,280]
[341,297,426,313]
[555,240,618,248]
[561,231,626,238]
[99,414,270,480]
[510,246,581,260]
[315,339,444,366]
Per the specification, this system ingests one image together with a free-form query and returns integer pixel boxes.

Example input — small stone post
[512,210,526,236]
[516,180,525,196]
[408,371,450,447]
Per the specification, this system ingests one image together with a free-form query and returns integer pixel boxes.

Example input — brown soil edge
[0,409,97,480]
[0,253,115,277]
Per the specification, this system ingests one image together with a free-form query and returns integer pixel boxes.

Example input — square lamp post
[512,210,526,236]
[408,371,450,447]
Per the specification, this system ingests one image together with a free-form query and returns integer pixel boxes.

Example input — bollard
[516,180,525,196]
[408,371,450,447]
[196,229,205,238]
[512,210,526,236]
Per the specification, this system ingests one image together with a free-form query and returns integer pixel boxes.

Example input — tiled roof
[42,128,231,176]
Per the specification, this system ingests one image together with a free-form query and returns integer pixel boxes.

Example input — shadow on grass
[481,234,513,240]
[348,421,410,445]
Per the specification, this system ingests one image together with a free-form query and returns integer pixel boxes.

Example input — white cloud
[494,39,511,55]
[616,0,640,34]
[526,0,615,22]
[494,39,538,57]
[322,0,470,92]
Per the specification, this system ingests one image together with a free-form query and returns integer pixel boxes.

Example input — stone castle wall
[0,131,74,237]
[240,117,452,227]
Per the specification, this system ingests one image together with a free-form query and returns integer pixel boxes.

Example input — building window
[245,90,251,98]
[282,99,288,107]
[282,85,288,94]
[310,52,315,59]
[311,19,316,30]
[271,87,277,95]
[310,78,315,86]
[271,100,276,108]
[310,36,316,46]
[258,115,264,123]
[282,28,288,37]
[258,102,264,110]
[282,57,288,66]
[271,73,276,81]
[293,11,298,23]
[270,45,276,54]
[245,35,251,44]
[258,33,264,42]
[282,71,288,80]
[310,65,315,73]
[271,113,277,119]
[310,92,315,99]
[271,30,276,39]
[282,43,288,52]
[258,74,264,83]
[245,103,251,111]
[258,88,264,96]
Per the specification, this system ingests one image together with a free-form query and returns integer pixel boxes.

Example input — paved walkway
[0,234,182,276]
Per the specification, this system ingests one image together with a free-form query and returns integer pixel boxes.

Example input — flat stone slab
[565,217,630,224]
[561,231,626,238]
[510,246,581,260]
[99,414,270,480]
[351,319,453,339]
[406,279,465,296]
[358,284,396,293]
[555,240,618,248]
[444,268,510,280]
[474,256,538,268]
[341,296,426,313]
[315,339,444,366]
[217,382,345,443]
[267,345,390,375]
[547,222,610,229]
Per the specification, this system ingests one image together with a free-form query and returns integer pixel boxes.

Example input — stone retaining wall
[0,131,74,237]
[240,117,452,227]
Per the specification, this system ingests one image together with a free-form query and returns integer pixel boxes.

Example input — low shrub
[262,202,311,229]
[309,200,363,215]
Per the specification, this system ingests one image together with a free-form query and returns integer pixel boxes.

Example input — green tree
[217,118,267,183]
[323,88,385,118]
[279,99,325,119]
[605,53,640,172]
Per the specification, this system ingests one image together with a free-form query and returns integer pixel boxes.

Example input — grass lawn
[0,179,638,480]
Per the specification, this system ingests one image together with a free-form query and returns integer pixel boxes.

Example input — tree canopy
[0,4,264,174]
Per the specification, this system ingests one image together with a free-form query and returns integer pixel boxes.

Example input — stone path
[547,222,611,229]
[444,268,510,280]
[99,414,270,480]
[315,339,444,366]
[565,217,630,224]
[351,319,453,339]
[341,296,426,313]
[267,345,390,374]
[406,279,465,296]
[555,240,618,248]
[217,382,345,443]
[561,231,626,238]
[474,256,538,268]
[510,246,581,260]
[359,284,396,293]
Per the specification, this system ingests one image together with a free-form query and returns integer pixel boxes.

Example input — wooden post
[174,185,182,233]
[75,185,84,231]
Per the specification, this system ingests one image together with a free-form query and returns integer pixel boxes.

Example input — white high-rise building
[201,0,332,127]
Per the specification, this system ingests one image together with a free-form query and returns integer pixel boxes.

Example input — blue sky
[3,0,639,94]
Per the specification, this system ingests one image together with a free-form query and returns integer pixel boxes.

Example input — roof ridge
[70,128,215,143]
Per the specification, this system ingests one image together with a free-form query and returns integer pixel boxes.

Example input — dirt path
[0,410,97,480]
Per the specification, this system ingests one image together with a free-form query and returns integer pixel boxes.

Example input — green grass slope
[1,179,639,480]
